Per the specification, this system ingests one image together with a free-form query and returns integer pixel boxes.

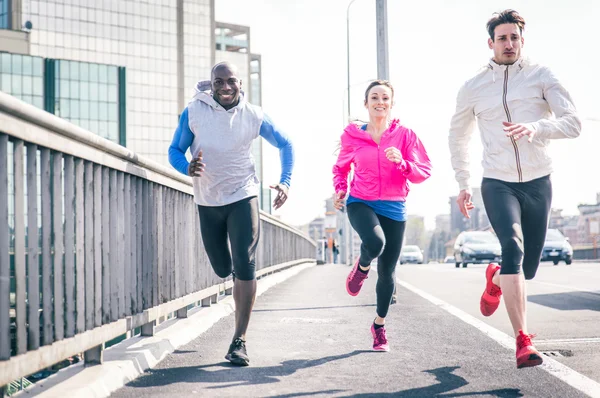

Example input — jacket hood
[191,80,247,111]
[343,119,401,142]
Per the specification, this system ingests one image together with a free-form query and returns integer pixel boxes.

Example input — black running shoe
[225,338,250,366]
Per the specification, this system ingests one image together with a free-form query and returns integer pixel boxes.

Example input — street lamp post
[344,0,389,266]
[347,0,389,117]
[375,0,389,80]
[343,0,360,266]
[346,0,359,119]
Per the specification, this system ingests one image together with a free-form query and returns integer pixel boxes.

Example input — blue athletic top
[346,124,406,222]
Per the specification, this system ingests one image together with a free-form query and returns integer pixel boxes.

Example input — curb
[16,262,316,398]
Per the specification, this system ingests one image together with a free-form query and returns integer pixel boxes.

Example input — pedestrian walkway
[110,263,588,397]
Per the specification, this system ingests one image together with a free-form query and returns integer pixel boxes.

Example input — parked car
[541,228,573,265]
[454,231,502,268]
[400,245,424,264]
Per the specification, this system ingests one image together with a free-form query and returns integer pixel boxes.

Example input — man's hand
[333,191,346,210]
[503,121,537,143]
[188,149,205,177]
[384,147,402,164]
[457,189,474,218]
[270,183,289,210]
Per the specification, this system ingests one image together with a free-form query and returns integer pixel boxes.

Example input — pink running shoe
[346,258,368,296]
[371,323,390,352]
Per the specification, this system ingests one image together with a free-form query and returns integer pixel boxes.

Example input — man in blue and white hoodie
[169,62,294,366]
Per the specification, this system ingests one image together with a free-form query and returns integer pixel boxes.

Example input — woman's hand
[333,191,346,210]
[384,147,402,164]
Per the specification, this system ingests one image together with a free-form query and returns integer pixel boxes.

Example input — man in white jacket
[448,9,581,369]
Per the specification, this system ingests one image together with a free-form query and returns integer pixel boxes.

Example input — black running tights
[347,203,406,318]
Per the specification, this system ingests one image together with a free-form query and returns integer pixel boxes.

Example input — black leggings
[347,203,406,318]
[481,176,552,280]
[197,196,260,281]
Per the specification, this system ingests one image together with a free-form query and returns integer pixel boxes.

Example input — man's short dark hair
[211,61,237,79]
[486,9,526,41]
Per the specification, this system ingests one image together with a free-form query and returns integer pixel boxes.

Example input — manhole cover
[541,350,574,358]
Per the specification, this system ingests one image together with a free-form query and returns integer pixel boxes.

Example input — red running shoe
[480,263,502,316]
[516,330,543,369]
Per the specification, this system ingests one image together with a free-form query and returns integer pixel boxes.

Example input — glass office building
[8,0,215,166]
[1,2,270,211]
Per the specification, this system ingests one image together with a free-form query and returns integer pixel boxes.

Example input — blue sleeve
[168,107,194,176]
[259,113,294,187]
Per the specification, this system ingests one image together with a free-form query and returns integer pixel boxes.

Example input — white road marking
[535,338,600,345]
[398,279,600,398]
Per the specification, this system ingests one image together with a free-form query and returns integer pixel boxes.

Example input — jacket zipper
[502,67,523,182]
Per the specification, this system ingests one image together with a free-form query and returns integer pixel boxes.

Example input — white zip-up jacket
[449,58,581,191]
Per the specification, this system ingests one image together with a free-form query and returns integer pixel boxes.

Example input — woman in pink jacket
[332,80,431,351]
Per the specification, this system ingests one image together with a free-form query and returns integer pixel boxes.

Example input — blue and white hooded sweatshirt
[168,81,294,206]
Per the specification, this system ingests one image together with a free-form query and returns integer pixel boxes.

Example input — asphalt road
[397,261,600,386]
[111,262,597,397]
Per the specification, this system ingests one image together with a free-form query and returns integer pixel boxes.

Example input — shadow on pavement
[253,304,376,312]
[528,291,600,311]
[344,366,523,397]
[126,349,376,389]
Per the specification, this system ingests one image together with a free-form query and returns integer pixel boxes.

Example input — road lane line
[535,338,600,345]
[398,279,600,398]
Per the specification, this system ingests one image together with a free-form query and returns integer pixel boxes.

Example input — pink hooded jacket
[332,120,432,201]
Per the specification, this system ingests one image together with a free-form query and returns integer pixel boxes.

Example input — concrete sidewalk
[110,263,589,397]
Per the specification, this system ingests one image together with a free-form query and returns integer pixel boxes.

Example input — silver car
[400,245,424,264]
[453,231,502,268]
[541,229,573,265]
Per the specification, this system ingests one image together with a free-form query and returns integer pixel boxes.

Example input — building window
[0,53,44,109]
[0,54,126,147]
[215,24,249,53]
[55,60,120,144]
[0,0,10,29]
[249,55,261,106]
